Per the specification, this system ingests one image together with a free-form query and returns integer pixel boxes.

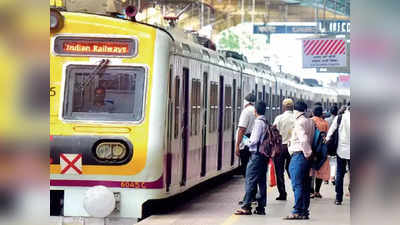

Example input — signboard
[53,36,137,57]
[254,25,317,34]
[318,20,350,34]
[303,39,347,68]
[60,153,82,175]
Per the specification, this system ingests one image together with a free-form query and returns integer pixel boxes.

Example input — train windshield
[63,65,146,122]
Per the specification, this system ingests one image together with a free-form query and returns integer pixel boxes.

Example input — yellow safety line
[220,215,239,225]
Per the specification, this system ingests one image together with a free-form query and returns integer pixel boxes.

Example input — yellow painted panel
[50,12,157,176]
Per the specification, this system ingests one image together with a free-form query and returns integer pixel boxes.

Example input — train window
[209,83,218,133]
[224,86,232,131]
[174,77,180,139]
[63,65,146,122]
[191,79,201,136]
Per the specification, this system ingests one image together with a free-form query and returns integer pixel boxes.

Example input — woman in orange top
[310,105,330,198]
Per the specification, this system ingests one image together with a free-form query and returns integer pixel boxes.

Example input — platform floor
[137,173,350,225]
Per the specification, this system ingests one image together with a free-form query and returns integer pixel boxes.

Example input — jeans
[336,156,351,202]
[289,152,311,216]
[273,144,291,197]
[242,152,269,211]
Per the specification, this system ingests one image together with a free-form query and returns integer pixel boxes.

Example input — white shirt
[326,110,350,159]
[237,105,256,135]
[288,111,315,158]
[273,110,295,144]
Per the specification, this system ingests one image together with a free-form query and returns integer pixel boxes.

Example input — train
[50,4,349,220]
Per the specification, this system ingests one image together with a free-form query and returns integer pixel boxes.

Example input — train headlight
[112,144,127,159]
[50,8,64,32]
[96,143,112,159]
[95,142,127,160]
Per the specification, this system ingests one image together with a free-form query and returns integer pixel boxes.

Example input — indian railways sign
[302,39,347,68]
[53,36,137,57]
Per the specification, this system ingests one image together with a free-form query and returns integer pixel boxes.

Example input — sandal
[283,214,303,220]
[234,209,252,215]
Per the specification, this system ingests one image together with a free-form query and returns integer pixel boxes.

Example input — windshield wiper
[80,59,110,91]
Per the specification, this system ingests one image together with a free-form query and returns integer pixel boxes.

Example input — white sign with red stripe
[303,39,347,68]
[60,153,82,175]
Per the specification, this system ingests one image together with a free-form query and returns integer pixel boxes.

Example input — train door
[201,71,208,177]
[181,67,190,186]
[231,79,237,166]
[217,75,224,170]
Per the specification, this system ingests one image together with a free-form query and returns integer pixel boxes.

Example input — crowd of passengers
[234,93,350,220]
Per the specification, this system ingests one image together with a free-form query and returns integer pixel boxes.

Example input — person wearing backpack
[309,105,330,199]
[326,102,350,205]
[272,98,295,201]
[284,100,315,220]
[234,101,269,216]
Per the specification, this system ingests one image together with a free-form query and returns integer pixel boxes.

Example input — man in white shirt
[235,93,256,177]
[284,100,315,220]
[273,98,295,201]
[326,103,350,205]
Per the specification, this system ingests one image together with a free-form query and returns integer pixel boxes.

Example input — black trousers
[273,144,291,197]
[239,148,251,177]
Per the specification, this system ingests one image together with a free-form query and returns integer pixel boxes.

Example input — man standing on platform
[284,100,315,220]
[273,98,295,201]
[234,101,269,215]
[235,93,256,177]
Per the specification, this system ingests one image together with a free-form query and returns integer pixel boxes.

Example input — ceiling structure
[136,0,350,35]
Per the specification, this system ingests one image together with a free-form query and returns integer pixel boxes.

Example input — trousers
[289,152,311,216]
[242,152,269,211]
[273,144,291,197]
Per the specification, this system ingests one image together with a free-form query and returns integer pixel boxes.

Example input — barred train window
[209,83,218,133]
[224,86,232,130]
[63,65,145,121]
[191,79,201,136]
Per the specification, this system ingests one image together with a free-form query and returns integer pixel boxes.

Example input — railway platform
[137,174,350,225]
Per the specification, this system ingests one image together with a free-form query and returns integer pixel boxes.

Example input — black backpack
[327,114,343,156]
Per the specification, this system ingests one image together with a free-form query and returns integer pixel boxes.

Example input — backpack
[326,114,343,156]
[257,118,283,158]
[311,125,328,170]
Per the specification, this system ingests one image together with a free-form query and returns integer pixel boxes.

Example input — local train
[50,6,349,220]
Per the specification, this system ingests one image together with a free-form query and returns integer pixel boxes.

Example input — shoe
[332,180,336,185]
[310,193,315,199]
[253,209,266,215]
[276,196,287,201]
[314,193,322,198]
[324,181,329,184]
[335,201,342,205]
[238,201,243,205]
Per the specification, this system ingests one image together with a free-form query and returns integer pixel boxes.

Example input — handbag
[327,114,343,156]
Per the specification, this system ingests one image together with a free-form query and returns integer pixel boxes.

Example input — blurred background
[0,0,399,224]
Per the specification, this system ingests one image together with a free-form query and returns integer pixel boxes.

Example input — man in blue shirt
[235,101,269,215]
